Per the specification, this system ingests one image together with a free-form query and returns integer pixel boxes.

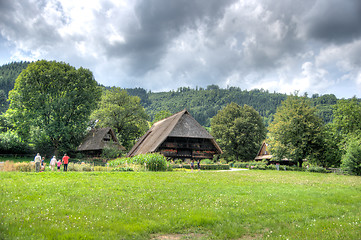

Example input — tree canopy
[91,87,149,150]
[268,94,324,167]
[332,97,361,145]
[211,102,266,161]
[7,60,101,155]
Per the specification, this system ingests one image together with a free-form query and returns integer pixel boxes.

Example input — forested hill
[0,61,30,112]
[125,86,337,127]
[0,62,337,125]
[0,61,30,96]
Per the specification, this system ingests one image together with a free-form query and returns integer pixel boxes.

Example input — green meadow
[0,170,360,239]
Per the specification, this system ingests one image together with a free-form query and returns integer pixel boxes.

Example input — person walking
[41,157,45,172]
[197,159,201,171]
[34,153,41,172]
[57,159,62,172]
[50,156,57,171]
[190,160,194,172]
[62,154,69,172]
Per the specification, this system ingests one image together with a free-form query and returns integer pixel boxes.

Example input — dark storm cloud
[0,0,63,48]
[105,0,237,75]
[1,0,361,97]
[303,0,361,43]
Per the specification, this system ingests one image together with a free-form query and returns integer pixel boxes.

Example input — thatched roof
[127,109,222,157]
[77,128,125,151]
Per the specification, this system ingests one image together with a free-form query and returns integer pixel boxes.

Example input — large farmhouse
[127,109,222,160]
[77,128,125,156]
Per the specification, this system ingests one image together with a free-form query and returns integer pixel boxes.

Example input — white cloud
[1,0,361,98]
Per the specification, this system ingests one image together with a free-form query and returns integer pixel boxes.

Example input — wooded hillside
[0,62,338,125]
[126,86,337,127]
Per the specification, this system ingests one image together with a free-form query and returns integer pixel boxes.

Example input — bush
[109,154,168,171]
[307,166,327,173]
[0,131,30,154]
[67,162,93,172]
[341,140,361,176]
[200,159,213,164]
[101,145,123,159]
[108,157,131,167]
[179,164,230,171]
[14,162,33,172]
[112,166,134,172]
[144,153,168,171]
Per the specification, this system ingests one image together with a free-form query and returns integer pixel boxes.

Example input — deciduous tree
[211,102,266,161]
[268,94,324,167]
[7,60,101,155]
[91,87,149,150]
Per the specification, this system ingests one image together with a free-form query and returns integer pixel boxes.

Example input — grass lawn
[0,170,360,239]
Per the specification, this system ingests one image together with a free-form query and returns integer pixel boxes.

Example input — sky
[1,0,361,98]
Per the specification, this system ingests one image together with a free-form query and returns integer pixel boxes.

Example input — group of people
[34,153,69,172]
[190,159,201,171]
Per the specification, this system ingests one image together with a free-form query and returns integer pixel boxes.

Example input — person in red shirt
[62,154,69,172]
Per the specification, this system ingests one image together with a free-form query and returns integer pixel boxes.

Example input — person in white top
[34,153,41,172]
[50,156,57,171]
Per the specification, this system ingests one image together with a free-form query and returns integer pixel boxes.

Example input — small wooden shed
[127,109,222,159]
[254,141,273,161]
[77,128,125,156]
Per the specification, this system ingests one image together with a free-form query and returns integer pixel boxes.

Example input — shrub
[101,145,123,159]
[0,131,30,154]
[233,162,250,168]
[201,159,212,164]
[3,161,16,171]
[14,162,33,172]
[93,166,109,171]
[307,166,328,173]
[144,153,167,171]
[112,166,133,172]
[180,164,230,171]
[341,140,361,176]
[67,162,93,172]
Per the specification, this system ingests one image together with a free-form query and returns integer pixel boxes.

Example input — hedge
[172,164,230,170]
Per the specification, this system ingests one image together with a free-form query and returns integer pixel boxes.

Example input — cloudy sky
[1,0,361,98]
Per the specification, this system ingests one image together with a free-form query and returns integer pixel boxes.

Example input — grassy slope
[0,171,360,239]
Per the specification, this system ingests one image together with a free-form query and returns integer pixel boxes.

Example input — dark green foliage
[91,87,149,150]
[101,145,124,159]
[125,86,338,127]
[0,131,30,154]
[0,61,30,96]
[341,139,361,176]
[145,153,168,171]
[268,94,324,167]
[173,163,230,170]
[307,166,328,173]
[7,60,101,155]
[211,103,266,161]
[125,87,151,106]
[151,110,172,124]
[112,166,134,172]
[332,97,361,147]
[0,90,7,113]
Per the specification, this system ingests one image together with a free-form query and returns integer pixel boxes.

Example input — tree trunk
[52,138,59,156]
[298,159,303,168]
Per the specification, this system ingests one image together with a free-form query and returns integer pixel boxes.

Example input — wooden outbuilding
[127,109,222,159]
[254,141,273,161]
[255,141,299,166]
[77,128,125,156]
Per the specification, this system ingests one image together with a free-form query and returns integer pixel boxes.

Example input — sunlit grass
[0,170,360,239]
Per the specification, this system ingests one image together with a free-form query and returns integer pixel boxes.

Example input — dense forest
[0,62,342,126]
[125,86,337,127]
[0,61,30,112]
